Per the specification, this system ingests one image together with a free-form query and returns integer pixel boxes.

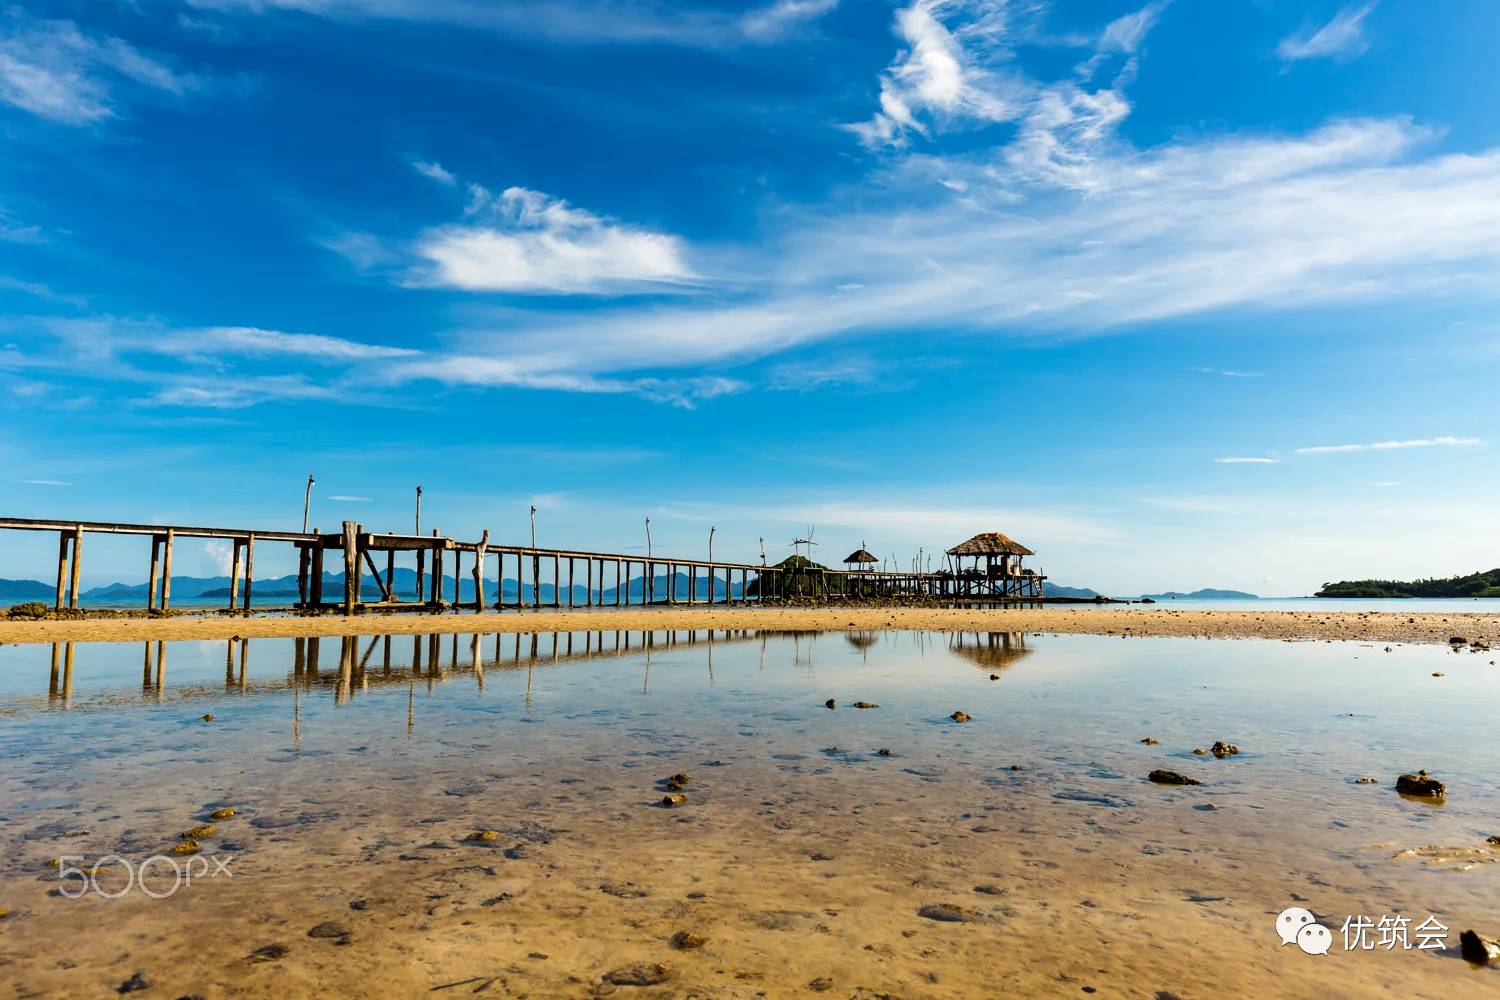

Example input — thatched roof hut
[945,532,1034,557]
[843,547,878,566]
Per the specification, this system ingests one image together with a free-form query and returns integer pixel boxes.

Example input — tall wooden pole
[67,525,83,609]
[414,485,424,603]
[147,536,161,611]
[54,531,68,610]
[243,533,255,611]
[161,528,175,610]
[341,521,359,614]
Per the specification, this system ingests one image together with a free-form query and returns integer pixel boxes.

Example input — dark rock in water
[1191,748,1207,755]
[661,793,687,808]
[1432,672,1444,677]
[853,701,879,709]
[1354,777,1378,785]
[1450,636,1468,645]
[989,674,999,680]
[950,711,972,723]
[201,713,215,722]
[825,698,836,709]
[116,972,150,994]
[1395,770,1446,798]
[1487,835,1500,846]
[1460,929,1500,965]
[669,773,690,786]
[876,748,892,757]
[669,930,707,950]
[1210,741,1239,757]
[1009,764,1021,771]
[603,963,673,986]
[918,903,974,923]
[1149,770,1202,786]
[308,922,350,940]
[245,943,288,963]
[1139,737,1159,746]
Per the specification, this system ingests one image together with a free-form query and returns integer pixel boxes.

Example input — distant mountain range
[1140,588,1259,600]
[1,568,744,605]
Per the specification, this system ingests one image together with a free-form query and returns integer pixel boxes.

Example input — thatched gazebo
[944,531,1045,599]
[842,543,879,598]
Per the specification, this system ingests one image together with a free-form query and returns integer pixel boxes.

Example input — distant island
[1316,568,1500,599]
[1139,588,1258,601]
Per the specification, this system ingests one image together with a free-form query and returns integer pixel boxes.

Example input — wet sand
[1,631,1497,997]
[3,605,1499,647]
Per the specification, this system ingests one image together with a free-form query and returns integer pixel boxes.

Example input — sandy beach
[2,605,1497,647]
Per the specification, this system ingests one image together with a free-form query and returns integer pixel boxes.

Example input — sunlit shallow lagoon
[0,630,1496,997]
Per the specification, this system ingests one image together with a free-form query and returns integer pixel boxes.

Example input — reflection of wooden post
[152,641,164,700]
[62,643,75,706]
[68,525,83,609]
[239,638,249,690]
[142,642,152,689]
[294,636,306,676]
[54,531,68,610]
[50,643,61,696]
[148,536,161,611]
[161,529,175,610]
[342,521,359,614]
[243,534,255,611]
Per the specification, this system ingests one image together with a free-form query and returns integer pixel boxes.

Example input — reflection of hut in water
[947,631,1032,672]
[844,630,879,653]
[945,532,1046,600]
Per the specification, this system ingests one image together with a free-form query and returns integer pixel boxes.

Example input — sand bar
[2,606,1497,645]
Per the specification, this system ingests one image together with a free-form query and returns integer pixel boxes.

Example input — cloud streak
[1295,436,1484,454]
[1278,3,1376,63]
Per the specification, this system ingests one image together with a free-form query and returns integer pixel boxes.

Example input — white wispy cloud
[328,494,372,501]
[0,12,197,125]
[1215,457,1278,464]
[185,0,839,47]
[411,159,455,185]
[1191,367,1264,378]
[1296,436,1485,454]
[15,478,70,486]
[411,184,693,294]
[1369,480,1403,487]
[1278,3,1376,63]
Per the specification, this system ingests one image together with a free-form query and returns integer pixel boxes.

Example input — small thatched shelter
[944,532,1044,599]
[843,546,878,570]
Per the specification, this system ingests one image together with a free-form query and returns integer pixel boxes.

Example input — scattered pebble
[1354,777,1378,785]
[1210,741,1239,757]
[307,922,350,943]
[669,930,707,950]
[116,971,150,994]
[852,701,879,709]
[1148,770,1202,786]
[467,830,500,842]
[1192,748,1207,755]
[210,807,236,820]
[950,711,972,723]
[245,943,288,963]
[662,793,687,808]
[824,698,836,709]
[1139,737,1159,746]
[808,977,834,992]
[170,840,200,856]
[603,963,673,986]
[183,824,216,839]
[1460,929,1500,965]
[918,903,974,923]
[876,748,892,756]
[200,713,215,722]
[988,673,999,680]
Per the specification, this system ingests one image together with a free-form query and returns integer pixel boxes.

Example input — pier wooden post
[68,525,83,609]
[473,530,489,611]
[296,542,309,609]
[568,557,575,607]
[385,543,395,602]
[616,560,622,606]
[161,528,175,610]
[243,533,255,611]
[689,565,697,605]
[453,547,462,610]
[516,551,525,609]
[431,530,444,605]
[229,538,243,610]
[54,531,68,610]
[553,554,561,608]
[148,535,161,611]
[341,520,359,614]
[586,558,593,607]
[310,532,324,608]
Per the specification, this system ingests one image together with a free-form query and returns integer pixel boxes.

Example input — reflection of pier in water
[37,629,773,710]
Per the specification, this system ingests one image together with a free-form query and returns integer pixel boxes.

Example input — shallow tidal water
[0,629,1497,998]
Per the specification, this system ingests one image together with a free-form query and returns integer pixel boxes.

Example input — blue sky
[2,0,1498,594]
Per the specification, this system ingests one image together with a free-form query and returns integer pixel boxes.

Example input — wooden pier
[0,516,1045,614]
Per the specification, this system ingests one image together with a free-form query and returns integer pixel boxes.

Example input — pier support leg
[229,539,243,611]
[341,520,359,614]
[148,536,161,612]
[68,525,83,609]
[243,534,255,612]
[54,531,68,610]
[161,529,175,610]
